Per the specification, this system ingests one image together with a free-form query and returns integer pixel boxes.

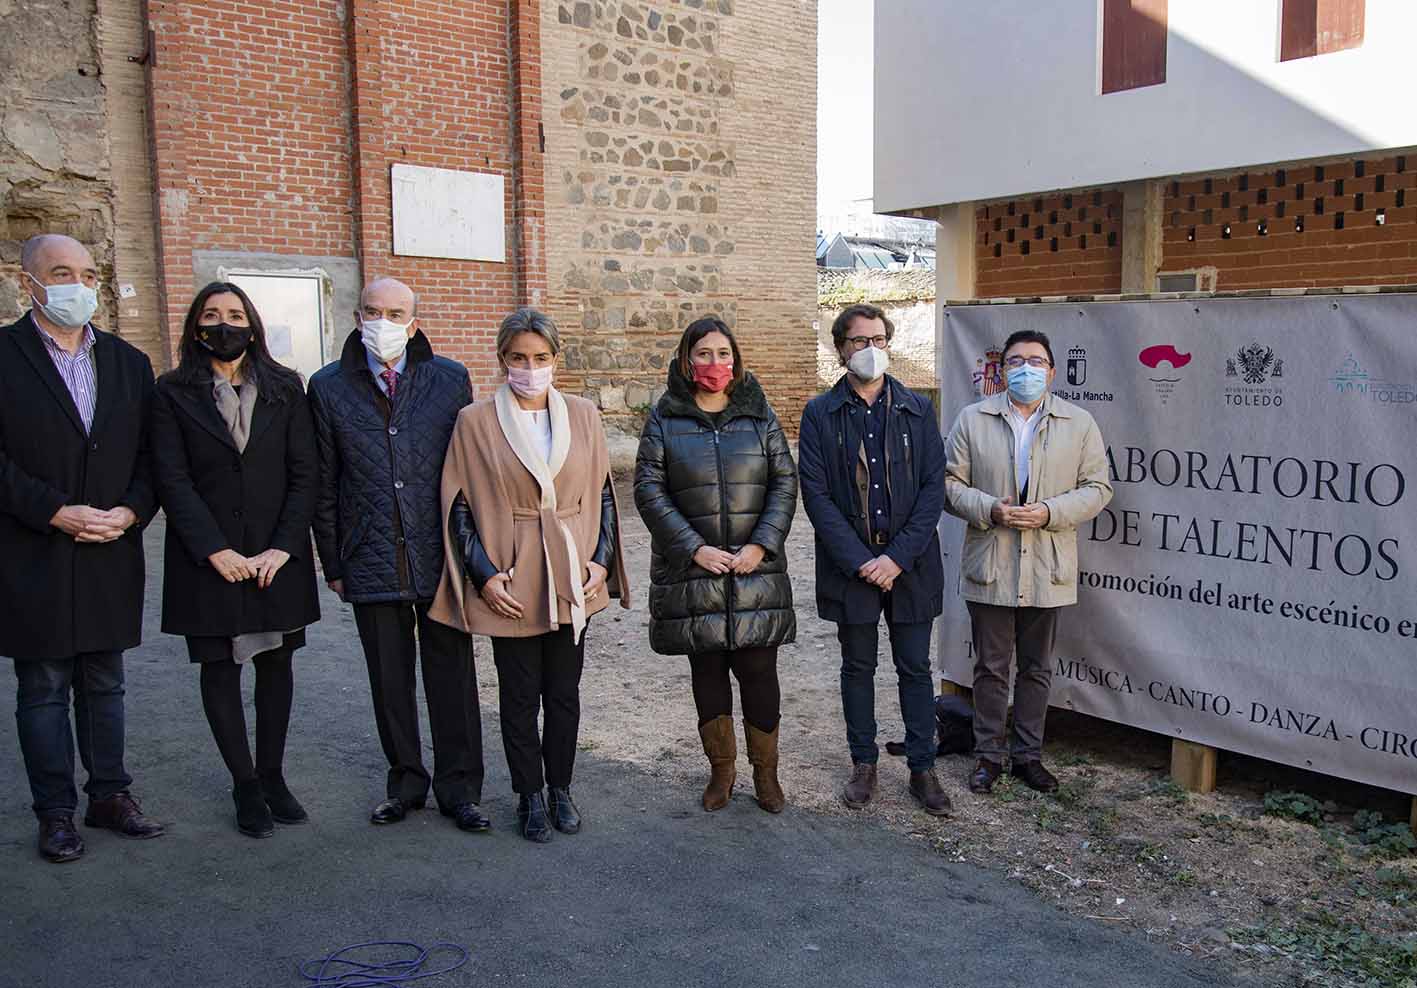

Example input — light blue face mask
[26,274,99,329]
[1006,364,1049,404]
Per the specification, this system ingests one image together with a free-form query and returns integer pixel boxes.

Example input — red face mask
[692,361,734,393]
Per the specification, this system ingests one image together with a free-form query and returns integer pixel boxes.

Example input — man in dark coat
[309,276,487,832]
[798,303,951,817]
[0,234,165,862]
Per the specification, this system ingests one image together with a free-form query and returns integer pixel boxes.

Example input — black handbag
[886,693,975,757]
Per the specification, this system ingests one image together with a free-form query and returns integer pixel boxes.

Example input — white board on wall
[227,271,325,385]
[391,163,506,262]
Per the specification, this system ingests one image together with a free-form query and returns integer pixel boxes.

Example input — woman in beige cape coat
[430,308,629,843]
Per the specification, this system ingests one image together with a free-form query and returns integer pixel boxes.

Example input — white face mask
[847,345,890,382]
[27,274,99,330]
[360,317,413,364]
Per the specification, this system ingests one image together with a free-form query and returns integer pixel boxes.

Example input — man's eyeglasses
[1004,356,1051,369]
[844,335,890,352]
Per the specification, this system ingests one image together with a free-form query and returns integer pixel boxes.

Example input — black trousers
[688,646,780,731]
[490,627,585,795]
[352,601,483,808]
[194,645,295,785]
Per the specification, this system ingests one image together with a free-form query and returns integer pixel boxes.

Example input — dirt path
[578,483,1416,988]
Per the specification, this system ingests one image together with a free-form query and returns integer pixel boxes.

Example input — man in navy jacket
[309,277,486,833]
[798,303,950,816]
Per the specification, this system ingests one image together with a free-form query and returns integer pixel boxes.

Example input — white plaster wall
[876,0,1417,211]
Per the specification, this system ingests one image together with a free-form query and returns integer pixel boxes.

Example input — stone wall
[0,0,115,330]
[541,0,817,433]
[817,268,937,394]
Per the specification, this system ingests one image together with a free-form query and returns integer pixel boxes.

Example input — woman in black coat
[150,282,320,838]
[634,317,797,814]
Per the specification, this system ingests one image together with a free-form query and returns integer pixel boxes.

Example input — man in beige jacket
[943,329,1112,795]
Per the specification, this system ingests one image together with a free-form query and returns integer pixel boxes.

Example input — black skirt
[185,629,307,664]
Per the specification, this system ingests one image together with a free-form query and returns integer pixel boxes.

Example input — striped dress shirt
[36,319,98,434]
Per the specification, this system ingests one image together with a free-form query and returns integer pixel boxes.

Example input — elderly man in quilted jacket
[943,328,1112,796]
[309,277,487,833]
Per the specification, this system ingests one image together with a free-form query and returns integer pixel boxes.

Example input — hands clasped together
[693,543,766,576]
[990,496,1049,530]
[479,560,612,621]
[207,548,291,588]
[49,504,137,544]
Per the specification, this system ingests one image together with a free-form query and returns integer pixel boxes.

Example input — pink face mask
[507,365,554,399]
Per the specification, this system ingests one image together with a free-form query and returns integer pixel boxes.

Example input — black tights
[689,647,780,732]
[199,647,294,783]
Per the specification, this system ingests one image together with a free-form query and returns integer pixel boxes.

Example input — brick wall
[1160,155,1417,289]
[540,0,818,433]
[147,0,359,366]
[974,190,1124,298]
[146,0,538,389]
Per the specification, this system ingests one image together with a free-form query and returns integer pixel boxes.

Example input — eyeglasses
[844,335,890,352]
[1004,356,1052,369]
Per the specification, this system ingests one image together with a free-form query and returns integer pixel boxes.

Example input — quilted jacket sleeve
[747,410,796,560]
[633,408,706,564]
[307,378,343,581]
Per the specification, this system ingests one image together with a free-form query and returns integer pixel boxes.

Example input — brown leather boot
[698,715,736,811]
[744,723,785,814]
[841,762,877,809]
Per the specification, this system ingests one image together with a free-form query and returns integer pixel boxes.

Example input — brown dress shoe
[698,715,736,811]
[969,758,1002,794]
[39,816,84,863]
[909,769,953,816]
[744,723,785,814]
[841,762,877,809]
[84,793,165,839]
[1010,759,1060,793]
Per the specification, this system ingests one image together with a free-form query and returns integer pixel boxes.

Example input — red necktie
[381,368,398,401]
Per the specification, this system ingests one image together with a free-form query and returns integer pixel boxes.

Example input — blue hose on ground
[298,940,470,986]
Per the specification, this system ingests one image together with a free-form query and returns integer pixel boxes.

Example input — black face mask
[197,322,254,362]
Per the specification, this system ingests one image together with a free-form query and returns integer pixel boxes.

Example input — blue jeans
[13,652,132,819]
[837,619,936,773]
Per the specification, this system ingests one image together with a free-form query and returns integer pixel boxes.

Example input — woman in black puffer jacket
[634,317,797,814]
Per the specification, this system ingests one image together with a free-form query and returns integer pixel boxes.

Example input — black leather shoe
[516,792,553,843]
[233,779,274,838]
[38,816,84,863]
[442,802,491,833]
[84,792,165,839]
[969,758,1003,794]
[547,786,581,834]
[260,773,307,824]
[909,769,953,817]
[1010,759,1060,793]
[370,797,424,825]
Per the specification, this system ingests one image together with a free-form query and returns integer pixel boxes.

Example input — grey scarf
[212,375,285,663]
[213,375,258,452]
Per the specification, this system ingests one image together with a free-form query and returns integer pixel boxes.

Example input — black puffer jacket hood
[633,362,798,655]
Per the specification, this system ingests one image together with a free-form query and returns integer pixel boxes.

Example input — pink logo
[1138,344,1192,370]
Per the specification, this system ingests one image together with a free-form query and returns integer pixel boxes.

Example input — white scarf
[493,384,587,643]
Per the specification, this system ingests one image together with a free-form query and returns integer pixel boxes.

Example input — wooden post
[1170,738,1217,793]
[939,679,972,700]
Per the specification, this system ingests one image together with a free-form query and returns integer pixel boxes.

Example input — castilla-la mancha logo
[1066,346,1087,386]
[1224,342,1284,408]
[971,347,1005,398]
